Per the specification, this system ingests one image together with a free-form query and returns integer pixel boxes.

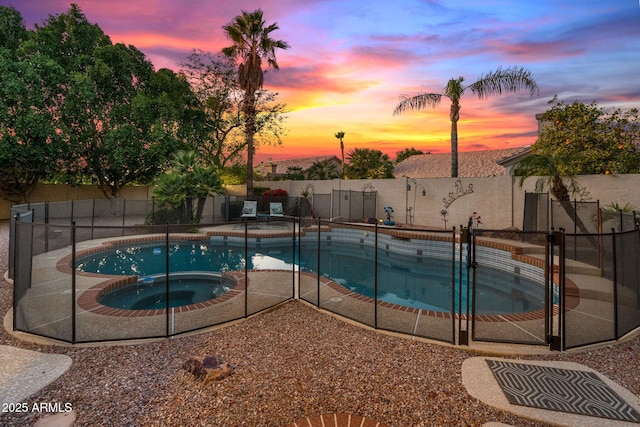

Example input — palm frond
[469,66,539,99]
[512,154,557,187]
[393,93,442,115]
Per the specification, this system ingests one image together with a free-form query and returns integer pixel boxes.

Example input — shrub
[263,188,288,197]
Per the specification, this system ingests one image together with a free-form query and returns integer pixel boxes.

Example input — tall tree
[180,50,287,173]
[22,3,111,71]
[59,41,179,198]
[334,131,345,176]
[0,5,27,51]
[532,99,640,175]
[0,6,65,202]
[222,9,289,195]
[513,99,640,200]
[393,66,538,177]
[27,5,196,198]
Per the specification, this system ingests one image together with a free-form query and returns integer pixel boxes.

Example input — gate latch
[547,231,562,245]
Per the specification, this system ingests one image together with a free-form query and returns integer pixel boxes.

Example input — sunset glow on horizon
[8,0,640,163]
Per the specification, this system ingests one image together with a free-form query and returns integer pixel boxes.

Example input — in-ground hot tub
[97,272,233,310]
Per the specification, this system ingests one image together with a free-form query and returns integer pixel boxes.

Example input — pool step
[519,249,603,277]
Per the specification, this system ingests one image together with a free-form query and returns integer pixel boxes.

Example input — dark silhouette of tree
[222,9,289,195]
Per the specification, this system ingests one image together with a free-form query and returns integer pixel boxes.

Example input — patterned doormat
[486,359,640,423]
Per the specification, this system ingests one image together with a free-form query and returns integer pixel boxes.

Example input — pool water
[301,243,547,314]
[77,240,546,314]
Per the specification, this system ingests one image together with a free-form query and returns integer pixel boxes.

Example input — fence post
[469,222,478,343]
[44,202,49,253]
[244,220,249,318]
[316,217,321,307]
[12,213,20,331]
[611,230,619,340]
[72,222,77,344]
[453,226,464,345]
[374,221,378,330]
[554,230,566,351]
[165,222,170,337]
[292,217,296,299]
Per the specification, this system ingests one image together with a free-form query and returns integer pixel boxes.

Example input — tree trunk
[450,103,460,178]
[185,198,194,223]
[450,122,459,178]
[244,92,256,196]
[98,181,118,200]
[340,141,344,178]
[551,176,570,201]
[195,197,207,224]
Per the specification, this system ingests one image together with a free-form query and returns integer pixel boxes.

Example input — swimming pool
[76,239,546,315]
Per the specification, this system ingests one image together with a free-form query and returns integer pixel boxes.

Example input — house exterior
[256,156,342,180]
[393,147,531,178]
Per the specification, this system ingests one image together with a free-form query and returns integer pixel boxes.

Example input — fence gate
[465,228,564,350]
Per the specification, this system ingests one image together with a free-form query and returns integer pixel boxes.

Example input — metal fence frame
[9,199,640,350]
[12,216,298,344]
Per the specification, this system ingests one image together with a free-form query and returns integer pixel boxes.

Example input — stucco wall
[263,174,640,229]
[273,177,521,229]
[4,175,640,228]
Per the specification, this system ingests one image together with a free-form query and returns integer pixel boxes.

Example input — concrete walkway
[0,345,71,406]
[463,357,640,427]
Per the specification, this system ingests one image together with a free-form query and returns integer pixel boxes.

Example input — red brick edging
[287,413,390,427]
[74,271,246,317]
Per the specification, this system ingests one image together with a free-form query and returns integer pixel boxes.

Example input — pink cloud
[486,39,584,62]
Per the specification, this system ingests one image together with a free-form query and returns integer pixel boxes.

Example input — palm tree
[334,131,345,177]
[512,153,598,239]
[222,9,289,195]
[154,150,222,223]
[512,153,576,201]
[393,66,538,177]
[308,159,340,180]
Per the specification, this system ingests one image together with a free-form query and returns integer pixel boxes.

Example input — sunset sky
[6,0,640,162]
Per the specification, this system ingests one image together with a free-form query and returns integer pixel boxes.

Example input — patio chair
[240,200,257,219]
[269,202,284,218]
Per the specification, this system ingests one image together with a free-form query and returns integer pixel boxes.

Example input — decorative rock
[182,355,234,384]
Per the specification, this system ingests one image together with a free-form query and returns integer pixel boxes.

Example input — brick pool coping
[72,271,246,317]
[56,230,580,320]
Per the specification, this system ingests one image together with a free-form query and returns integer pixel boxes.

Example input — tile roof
[393,146,531,178]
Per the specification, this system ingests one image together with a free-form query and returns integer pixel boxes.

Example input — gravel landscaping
[1,220,639,426]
